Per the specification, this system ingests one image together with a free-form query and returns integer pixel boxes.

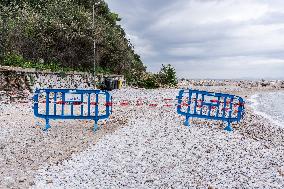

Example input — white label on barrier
[65,93,82,102]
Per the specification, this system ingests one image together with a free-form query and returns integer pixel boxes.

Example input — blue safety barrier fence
[33,89,112,131]
[176,89,245,131]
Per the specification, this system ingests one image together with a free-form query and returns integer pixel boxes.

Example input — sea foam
[248,92,284,128]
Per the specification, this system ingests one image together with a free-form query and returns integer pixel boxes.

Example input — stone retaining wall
[0,66,96,102]
[0,70,95,91]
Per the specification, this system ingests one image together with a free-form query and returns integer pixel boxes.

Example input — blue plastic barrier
[33,89,112,131]
[177,89,245,131]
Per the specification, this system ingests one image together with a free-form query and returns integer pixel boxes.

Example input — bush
[135,64,178,89]
[3,53,26,67]
[2,53,88,73]
[140,74,160,89]
[158,64,178,87]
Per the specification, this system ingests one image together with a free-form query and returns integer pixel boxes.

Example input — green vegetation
[3,53,105,73]
[137,64,178,89]
[0,0,177,88]
[158,64,178,86]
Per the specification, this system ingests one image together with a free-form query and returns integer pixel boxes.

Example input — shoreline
[0,86,284,188]
[248,93,284,129]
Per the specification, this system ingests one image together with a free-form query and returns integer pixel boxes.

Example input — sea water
[249,91,284,127]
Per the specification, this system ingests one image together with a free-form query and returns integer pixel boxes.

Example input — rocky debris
[0,90,31,104]
[0,91,10,103]
[260,80,270,87]
[281,81,284,88]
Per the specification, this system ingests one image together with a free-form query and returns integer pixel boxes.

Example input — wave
[248,92,284,128]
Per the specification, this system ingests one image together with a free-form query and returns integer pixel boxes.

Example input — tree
[158,64,178,86]
[0,0,146,80]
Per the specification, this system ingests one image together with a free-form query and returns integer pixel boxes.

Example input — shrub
[138,73,159,89]
[158,64,178,87]
[3,53,26,67]
[2,53,88,73]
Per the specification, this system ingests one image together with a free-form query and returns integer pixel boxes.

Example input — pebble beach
[1,85,284,188]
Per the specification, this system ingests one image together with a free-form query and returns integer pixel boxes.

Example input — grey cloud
[106,0,284,79]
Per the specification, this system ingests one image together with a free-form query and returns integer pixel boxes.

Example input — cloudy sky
[105,0,284,79]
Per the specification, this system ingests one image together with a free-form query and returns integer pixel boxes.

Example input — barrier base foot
[43,119,51,131]
[184,119,190,127]
[224,123,233,132]
[93,123,99,132]
[43,124,51,131]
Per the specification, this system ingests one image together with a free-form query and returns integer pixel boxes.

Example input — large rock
[260,80,270,87]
